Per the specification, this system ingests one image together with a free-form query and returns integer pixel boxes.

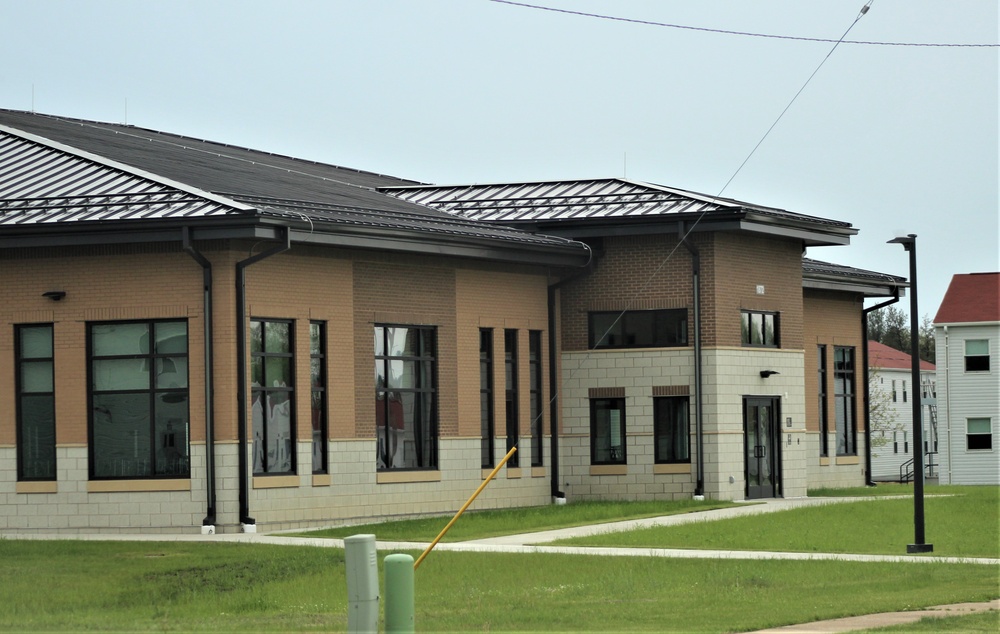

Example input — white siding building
[933,273,1000,485]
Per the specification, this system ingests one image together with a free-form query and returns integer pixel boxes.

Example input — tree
[919,314,936,364]
[866,304,935,364]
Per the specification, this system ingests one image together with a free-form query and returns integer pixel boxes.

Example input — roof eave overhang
[803,276,906,298]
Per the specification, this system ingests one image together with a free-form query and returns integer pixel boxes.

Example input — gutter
[862,289,901,486]
[679,223,705,498]
[546,244,595,500]
[182,227,217,530]
[236,228,291,530]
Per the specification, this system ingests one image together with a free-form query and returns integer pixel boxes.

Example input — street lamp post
[887,234,933,553]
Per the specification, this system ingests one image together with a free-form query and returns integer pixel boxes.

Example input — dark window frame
[817,345,828,457]
[16,323,56,481]
[504,329,520,468]
[654,395,690,464]
[741,310,780,348]
[88,319,190,480]
[590,397,627,465]
[480,328,495,469]
[588,309,688,349]
[529,330,544,467]
[310,321,328,474]
[834,345,857,456]
[251,318,296,476]
[375,324,438,471]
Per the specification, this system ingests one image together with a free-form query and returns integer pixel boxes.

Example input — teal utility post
[344,534,379,633]
[384,554,415,633]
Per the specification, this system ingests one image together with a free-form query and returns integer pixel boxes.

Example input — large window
[967,418,993,451]
[375,325,437,470]
[89,320,189,479]
[834,346,856,456]
[591,398,626,465]
[251,319,295,475]
[589,309,687,349]
[654,396,690,464]
[965,339,990,372]
[817,345,828,457]
[480,329,495,468]
[310,322,327,474]
[16,324,56,481]
[504,329,520,468]
[741,311,779,347]
[529,331,543,467]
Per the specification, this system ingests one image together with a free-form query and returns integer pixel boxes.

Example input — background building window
[480,329,494,468]
[529,330,543,467]
[251,319,295,475]
[965,339,990,372]
[818,345,828,457]
[591,398,626,465]
[16,324,56,481]
[89,320,189,479]
[504,329,520,468]
[589,309,687,349]
[834,346,856,456]
[654,396,690,464]
[967,418,993,450]
[741,311,779,347]
[375,325,437,470]
[310,321,327,474]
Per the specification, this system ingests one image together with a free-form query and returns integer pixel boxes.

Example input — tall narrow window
[817,345,828,457]
[891,380,897,403]
[310,322,327,474]
[251,319,295,475]
[529,331,543,467]
[375,325,437,470]
[967,418,993,450]
[504,329,519,468]
[16,324,56,481]
[480,329,495,468]
[834,346,856,456]
[654,396,690,464]
[965,340,990,372]
[741,311,779,347]
[902,380,907,403]
[591,398,626,465]
[89,320,189,479]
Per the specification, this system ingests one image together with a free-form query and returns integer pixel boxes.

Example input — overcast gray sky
[2,0,996,317]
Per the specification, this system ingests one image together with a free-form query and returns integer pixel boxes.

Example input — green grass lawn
[858,610,1000,633]
[555,486,1000,558]
[0,540,996,632]
[295,497,739,542]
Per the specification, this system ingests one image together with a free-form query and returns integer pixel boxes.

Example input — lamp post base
[907,543,934,553]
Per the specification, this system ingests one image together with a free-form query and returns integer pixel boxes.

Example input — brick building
[1,111,903,533]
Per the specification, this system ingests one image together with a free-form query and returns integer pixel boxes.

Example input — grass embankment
[297,497,738,542]
[556,485,999,558]
[0,540,996,632]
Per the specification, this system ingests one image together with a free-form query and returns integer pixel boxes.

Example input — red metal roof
[868,340,935,371]
[934,273,1000,324]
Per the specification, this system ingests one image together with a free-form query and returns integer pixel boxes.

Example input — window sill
[819,457,830,466]
[506,468,522,479]
[835,456,860,465]
[88,479,191,493]
[17,481,58,494]
[653,463,691,475]
[531,466,547,478]
[590,464,628,476]
[377,470,442,484]
[312,474,332,487]
[253,475,300,489]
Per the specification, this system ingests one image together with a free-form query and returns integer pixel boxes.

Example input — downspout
[182,227,217,528]
[547,245,595,500]
[862,290,901,486]
[236,228,291,529]
[679,223,704,498]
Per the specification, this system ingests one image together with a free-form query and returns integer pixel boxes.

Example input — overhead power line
[489,0,999,48]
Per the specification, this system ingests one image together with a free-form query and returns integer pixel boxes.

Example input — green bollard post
[384,553,415,633]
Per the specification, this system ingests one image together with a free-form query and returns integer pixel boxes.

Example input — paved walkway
[3,496,998,632]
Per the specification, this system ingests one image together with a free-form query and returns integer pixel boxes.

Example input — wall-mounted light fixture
[759,370,780,379]
[42,290,67,301]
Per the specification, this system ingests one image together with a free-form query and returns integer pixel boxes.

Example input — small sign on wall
[756,285,765,295]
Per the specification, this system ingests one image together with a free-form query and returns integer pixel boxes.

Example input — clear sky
[2,0,996,317]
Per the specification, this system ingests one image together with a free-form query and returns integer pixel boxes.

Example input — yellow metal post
[413,446,517,570]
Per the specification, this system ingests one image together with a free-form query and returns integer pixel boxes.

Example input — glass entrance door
[744,397,780,499]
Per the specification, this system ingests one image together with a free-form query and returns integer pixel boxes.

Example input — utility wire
[490,0,998,48]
